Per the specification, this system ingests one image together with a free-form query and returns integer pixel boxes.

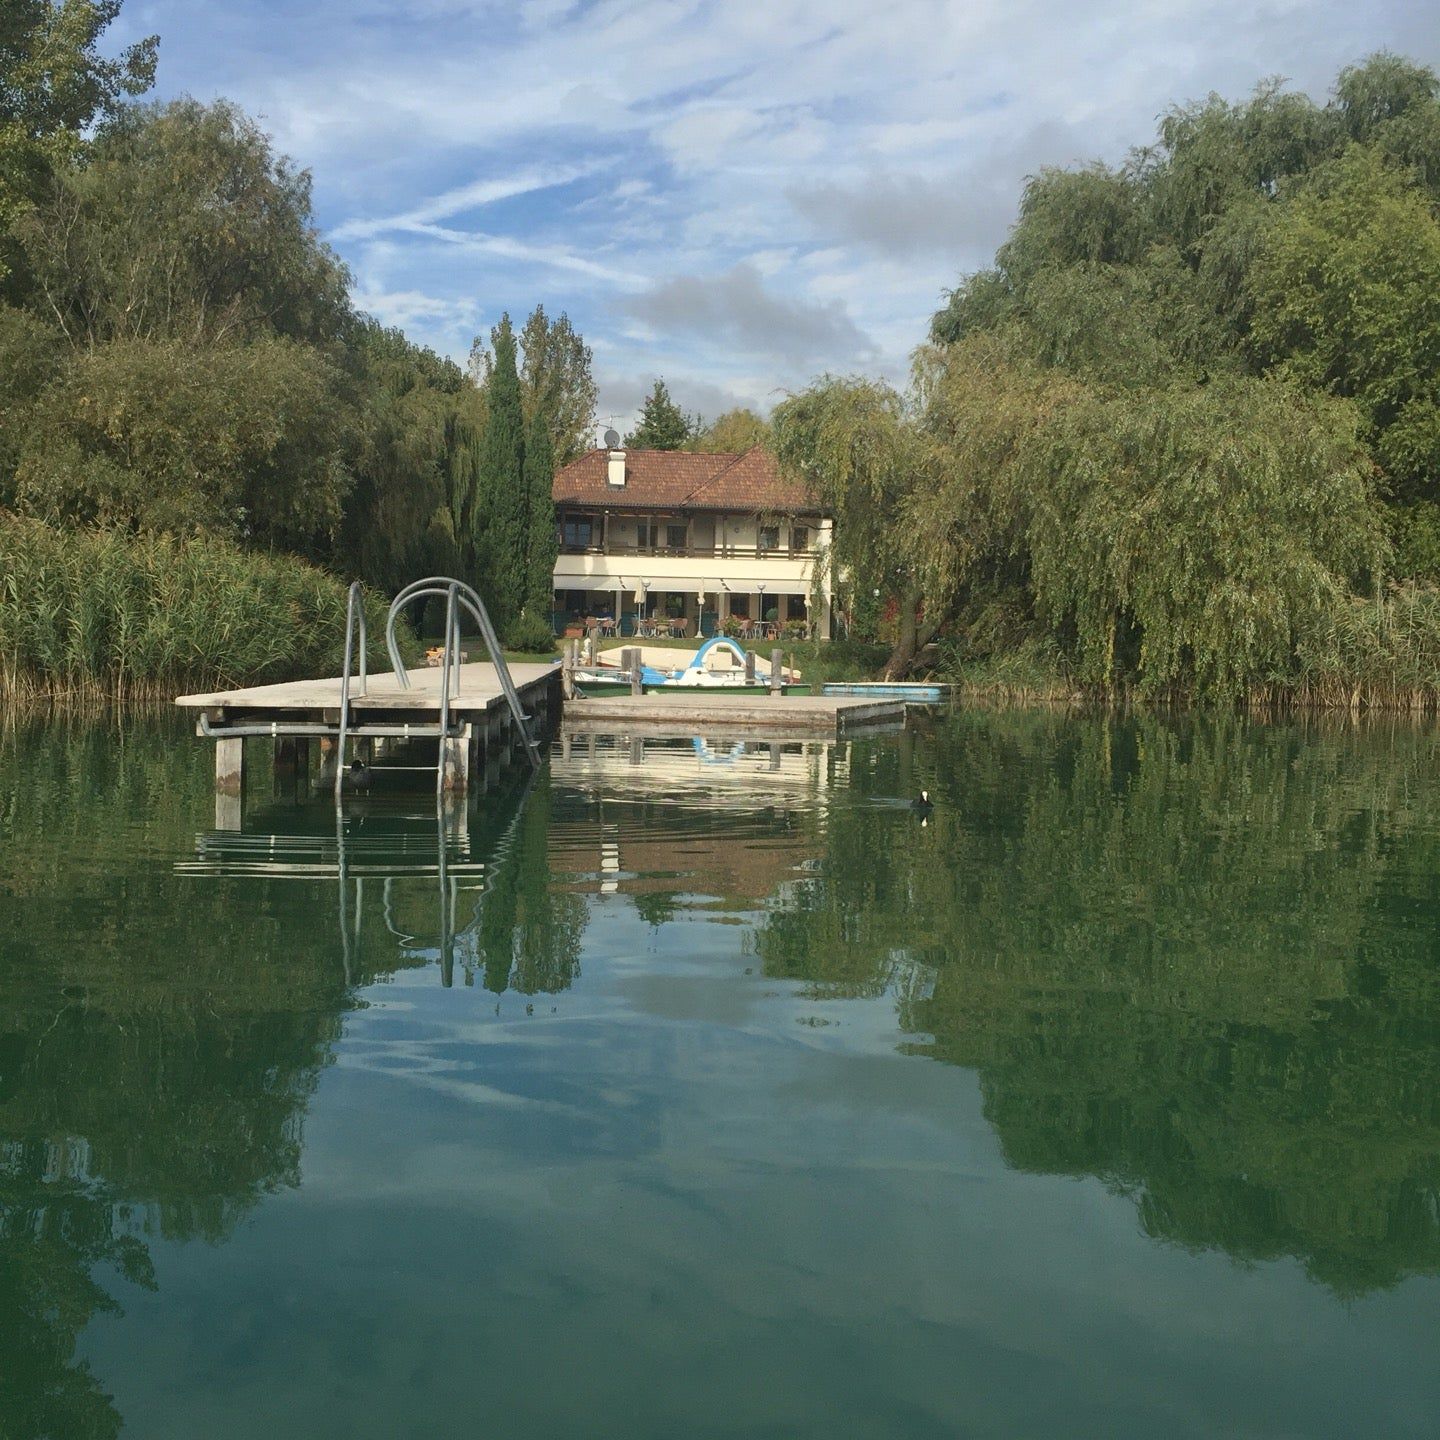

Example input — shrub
[502,612,557,656]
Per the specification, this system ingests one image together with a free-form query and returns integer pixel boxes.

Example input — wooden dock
[176,661,563,801]
[177,658,903,813]
[560,691,904,737]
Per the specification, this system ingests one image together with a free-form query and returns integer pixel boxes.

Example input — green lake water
[2,709,1438,1438]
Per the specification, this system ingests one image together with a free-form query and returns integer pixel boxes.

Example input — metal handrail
[385,576,541,769]
[334,581,369,800]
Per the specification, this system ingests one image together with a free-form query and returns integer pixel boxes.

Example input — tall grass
[0,514,407,702]
[1275,586,1440,712]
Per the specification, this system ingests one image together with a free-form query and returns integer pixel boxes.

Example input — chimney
[607,447,627,487]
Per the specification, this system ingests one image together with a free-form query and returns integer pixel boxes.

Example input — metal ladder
[333,576,541,800]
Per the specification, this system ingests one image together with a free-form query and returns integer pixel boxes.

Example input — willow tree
[772,376,942,676]
[914,339,1385,699]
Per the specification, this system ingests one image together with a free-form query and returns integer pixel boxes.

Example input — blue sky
[112,0,1438,433]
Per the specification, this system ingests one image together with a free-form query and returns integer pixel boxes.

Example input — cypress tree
[475,314,526,624]
[522,403,557,622]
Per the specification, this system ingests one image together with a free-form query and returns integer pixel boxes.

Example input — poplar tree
[475,313,526,624]
[522,403,557,621]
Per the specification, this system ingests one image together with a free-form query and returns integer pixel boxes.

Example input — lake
[2,708,1438,1439]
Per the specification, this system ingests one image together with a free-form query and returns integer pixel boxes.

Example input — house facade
[551,444,832,638]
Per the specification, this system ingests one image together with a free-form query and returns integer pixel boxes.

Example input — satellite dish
[603,427,621,449]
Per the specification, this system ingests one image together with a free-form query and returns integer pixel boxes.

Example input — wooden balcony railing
[558,542,809,560]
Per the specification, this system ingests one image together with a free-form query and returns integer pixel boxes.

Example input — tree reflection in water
[0,715,582,1438]
[755,711,1440,1297]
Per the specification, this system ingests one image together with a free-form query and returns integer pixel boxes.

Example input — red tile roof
[553,447,821,514]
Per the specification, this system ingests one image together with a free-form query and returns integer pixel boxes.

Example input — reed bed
[941,589,1440,714]
[0,515,406,702]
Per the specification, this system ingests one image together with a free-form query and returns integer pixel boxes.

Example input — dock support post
[215,736,245,796]
[440,722,471,795]
[628,648,642,696]
[745,648,756,685]
[771,647,783,696]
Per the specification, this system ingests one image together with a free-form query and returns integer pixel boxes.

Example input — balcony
[559,541,809,560]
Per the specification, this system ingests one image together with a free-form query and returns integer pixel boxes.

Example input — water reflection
[2,711,1439,1438]
[752,712,1440,1297]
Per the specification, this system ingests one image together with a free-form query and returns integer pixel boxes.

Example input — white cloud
[129,0,1440,411]
[331,163,604,240]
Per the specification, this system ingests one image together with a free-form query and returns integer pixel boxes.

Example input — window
[665,523,688,551]
[791,525,809,553]
[758,525,780,554]
[562,515,595,549]
[635,519,656,549]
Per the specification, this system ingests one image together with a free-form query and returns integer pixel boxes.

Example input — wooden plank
[176,661,559,713]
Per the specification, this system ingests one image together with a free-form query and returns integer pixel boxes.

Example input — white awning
[554,575,811,597]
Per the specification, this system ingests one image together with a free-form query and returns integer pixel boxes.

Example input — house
[551,443,832,638]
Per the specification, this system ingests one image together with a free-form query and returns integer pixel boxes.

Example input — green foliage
[514,303,595,465]
[341,318,483,591]
[0,514,407,698]
[626,378,694,450]
[1247,144,1440,510]
[0,302,63,498]
[502,611,556,655]
[0,0,156,282]
[14,335,353,552]
[475,313,527,625]
[901,52,1440,699]
[521,402,557,621]
[14,97,349,347]
[686,406,772,453]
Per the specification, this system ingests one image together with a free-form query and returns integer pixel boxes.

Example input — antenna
[603,427,621,449]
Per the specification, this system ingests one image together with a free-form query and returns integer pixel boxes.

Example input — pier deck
[560,691,904,737]
[175,660,561,716]
[177,661,564,804]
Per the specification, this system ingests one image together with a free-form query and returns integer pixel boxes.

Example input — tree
[1247,145,1440,511]
[13,335,354,551]
[521,402,556,622]
[772,376,941,676]
[515,304,595,465]
[0,0,157,281]
[626,379,693,450]
[15,98,350,348]
[687,407,772,453]
[339,319,487,591]
[475,313,527,624]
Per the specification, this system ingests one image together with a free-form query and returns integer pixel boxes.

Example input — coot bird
[344,759,372,789]
[911,788,933,816]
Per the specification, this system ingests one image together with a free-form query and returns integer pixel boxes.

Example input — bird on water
[911,788,934,816]
[345,759,372,789]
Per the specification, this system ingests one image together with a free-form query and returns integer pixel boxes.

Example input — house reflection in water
[548,733,842,903]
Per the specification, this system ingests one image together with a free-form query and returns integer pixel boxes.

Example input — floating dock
[176,660,563,803]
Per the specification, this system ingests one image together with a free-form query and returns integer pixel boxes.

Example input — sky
[111,0,1438,435]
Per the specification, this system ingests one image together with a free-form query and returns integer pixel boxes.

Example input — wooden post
[744,648,756,685]
[624,647,642,696]
[564,638,578,700]
[771,647,783,696]
[440,722,471,795]
[215,735,245,796]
